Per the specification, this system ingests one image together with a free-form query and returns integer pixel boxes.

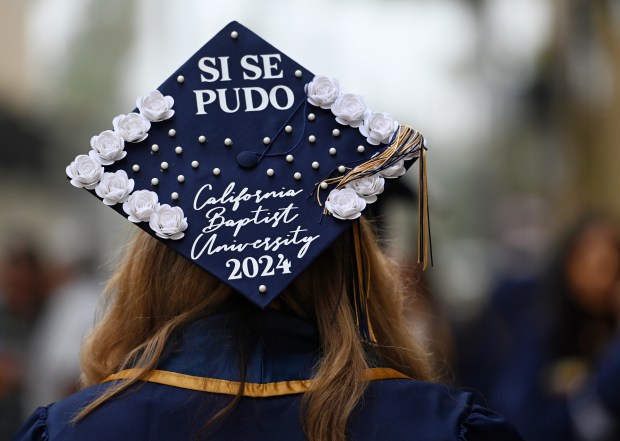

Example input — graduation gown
[14,309,523,440]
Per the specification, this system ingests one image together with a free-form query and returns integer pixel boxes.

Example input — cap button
[237,151,260,169]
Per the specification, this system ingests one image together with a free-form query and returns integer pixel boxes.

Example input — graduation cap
[65,21,430,313]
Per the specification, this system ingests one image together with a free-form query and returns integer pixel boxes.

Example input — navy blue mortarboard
[66,21,430,310]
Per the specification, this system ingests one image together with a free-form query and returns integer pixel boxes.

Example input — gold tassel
[352,222,377,344]
[417,147,432,270]
[352,221,363,328]
[360,231,376,343]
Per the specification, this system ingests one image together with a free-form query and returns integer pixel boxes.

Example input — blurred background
[1,0,619,439]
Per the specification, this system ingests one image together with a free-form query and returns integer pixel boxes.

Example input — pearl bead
[175,146,183,154]
[329,147,337,156]
[213,168,221,176]
[171,192,179,200]
[132,164,140,172]
[224,138,233,146]
[294,172,301,181]
[307,113,315,121]
[286,155,294,163]
[198,135,206,143]
[266,168,275,177]
[151,144,159,153]
[357,145,365,153]
[258,285,267,294]
[151,178,159,186]
[263,137,271,145]
[308,135,316,143]
[168,129,176,137]
[177,75,185,83]
[332,129,340,137]
[285,125,293,133]
[231,30,239,39]
[312,161,319,170]
[320,181,328,190]
[161,161,169,170]
[338,165,346,173]
[294,70,302,78]
[191,161,199,168]
[177,175,185,183]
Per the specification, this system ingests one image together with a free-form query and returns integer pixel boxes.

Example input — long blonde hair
[78,218,435,440]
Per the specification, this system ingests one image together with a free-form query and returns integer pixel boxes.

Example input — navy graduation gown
[14,310,523,440]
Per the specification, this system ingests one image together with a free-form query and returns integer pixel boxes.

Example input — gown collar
[157,308,321,384]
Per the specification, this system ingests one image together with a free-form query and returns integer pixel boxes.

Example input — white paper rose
[360,112,399,146]
[136,90,175,122]
[149,204,188,240]
[95,170,135,205]
[330,93,369,128]
[306,75,341,109]
[112,113,151,143]
[346,175,385,203]
[380,159,407,179]
[90,130,126,165]
[324,188,367,220]
[122,190,159,223]
[66,152,104,190]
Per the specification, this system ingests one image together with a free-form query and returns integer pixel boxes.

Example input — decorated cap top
[66,21,429,309]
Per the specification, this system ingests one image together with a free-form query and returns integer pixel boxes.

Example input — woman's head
[564,218,620,316]
[541,215,620,362]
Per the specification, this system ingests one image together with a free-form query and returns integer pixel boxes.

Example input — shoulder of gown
[458,401,524,441]
[11,405,49,441]
[12,383,119,441]
[349,378,524,441]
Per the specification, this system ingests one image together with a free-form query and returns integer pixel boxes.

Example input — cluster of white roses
[306,75,414,220]
[65,90,188,240]
[324,160,408,220]
[305,75,399,146]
